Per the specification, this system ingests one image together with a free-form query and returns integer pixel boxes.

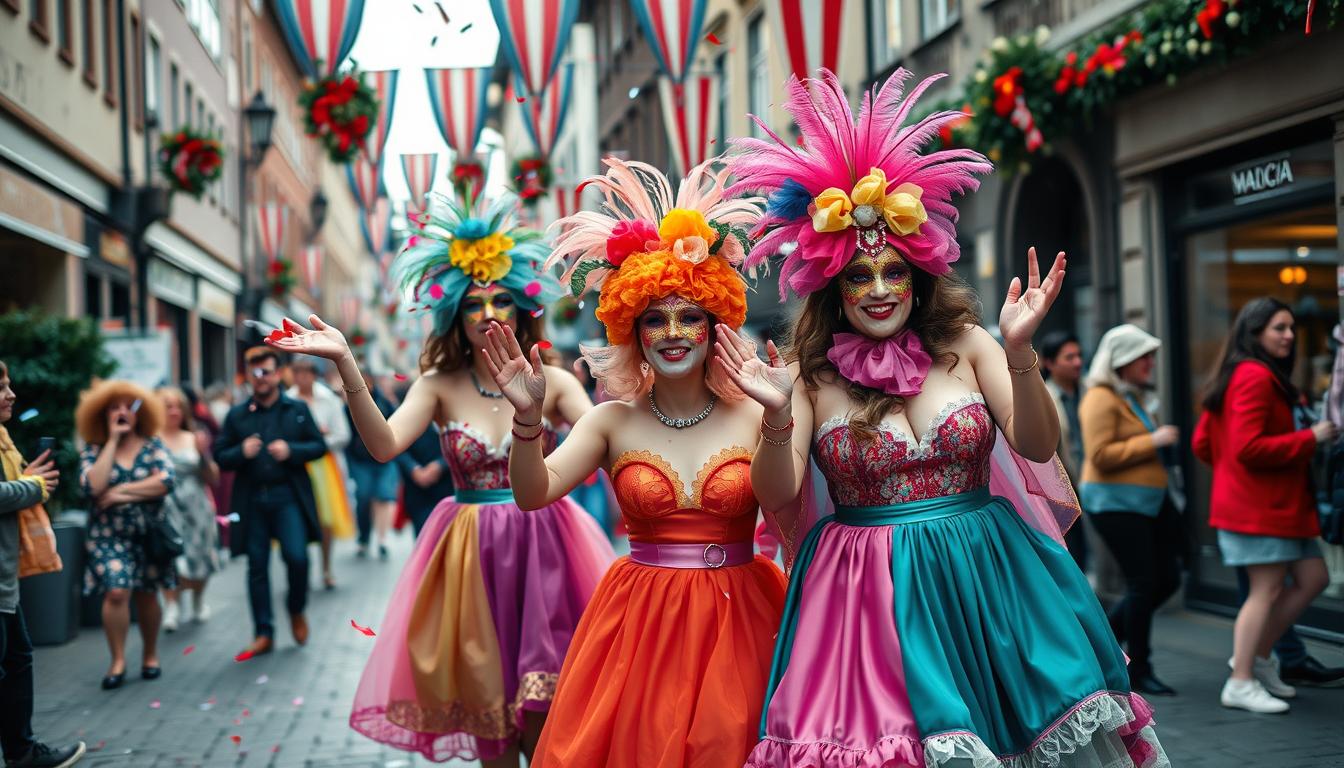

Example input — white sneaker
[193,601,212,623]
[1227,655,1297,698]
[162,599,179,633]
[1220,678,1290,713]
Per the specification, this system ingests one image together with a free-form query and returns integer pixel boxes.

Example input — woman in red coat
[1193,297,1336,714]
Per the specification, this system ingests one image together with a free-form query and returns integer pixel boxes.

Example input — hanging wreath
[299,68,379,165]
[266,258,297,299]
[511,155,553,208]
[158,128,224,198]
[452,159,487,200]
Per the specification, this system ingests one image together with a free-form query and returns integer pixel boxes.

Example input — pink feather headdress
[728,68,992,299]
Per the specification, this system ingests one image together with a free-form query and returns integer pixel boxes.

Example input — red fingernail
[537,340,553,350]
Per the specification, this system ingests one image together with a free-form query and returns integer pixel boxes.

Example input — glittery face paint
[637,295,711,379]
[839,248,913,306]
[840,246,916,340]
[460,284,517,328]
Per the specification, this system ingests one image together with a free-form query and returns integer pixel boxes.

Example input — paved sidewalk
[27,530,1344,767]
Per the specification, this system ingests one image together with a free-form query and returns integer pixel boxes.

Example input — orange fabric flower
[596,250,747,346]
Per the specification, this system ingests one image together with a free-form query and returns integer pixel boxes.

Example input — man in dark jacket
[215,348,326,658]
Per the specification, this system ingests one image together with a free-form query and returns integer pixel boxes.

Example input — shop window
[184,82,193,127]
[169,63,179,125]
[102,0,115,106]
[80,0,95,88]
[109,281,131,329]
[130,14,141,128]
[1184,203,1342,604]
[29,0,49,42]
[84,274,102,318]
[56,0,72,64]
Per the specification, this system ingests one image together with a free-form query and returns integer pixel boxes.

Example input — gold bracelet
[343,382,368,395]
[1006,347,1039,376]
[760,431,792,447]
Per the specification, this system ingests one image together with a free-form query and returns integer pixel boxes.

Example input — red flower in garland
[1197,0,1226,39]
[992,66,1023,117]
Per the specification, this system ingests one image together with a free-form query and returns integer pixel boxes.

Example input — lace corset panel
[815,394,995,507]
[611,447,758,544]
[440,421,557,491]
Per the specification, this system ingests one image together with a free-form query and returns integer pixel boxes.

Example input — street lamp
[310,190,328,235]
[240,91,276,345]
[244,91,276,166]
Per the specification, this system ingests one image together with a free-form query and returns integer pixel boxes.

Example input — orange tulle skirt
[533,554,786,768]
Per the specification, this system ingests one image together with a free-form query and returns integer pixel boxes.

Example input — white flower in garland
[991,36,1009,52]
[1145,51,1158,67]
[1226,11,1241,27]
[1200,40,1213,55]
[1160,40,1174,55]
[1186,38,1200,55]
[1034,25,1051,46]
[1016,34,1030,47]
[975,68,988,83]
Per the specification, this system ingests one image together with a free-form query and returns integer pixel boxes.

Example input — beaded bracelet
[511,426,543,442]
[762,415,795,433]
[512,416,542,429]
[1007,347,1039,376]
[760,431,792,447]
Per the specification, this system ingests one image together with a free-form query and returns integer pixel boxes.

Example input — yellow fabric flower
[883,183,928,236]
[450,232,515,283]
[810,188,853,232]
[850,168,889,207]
[658,208,716,245]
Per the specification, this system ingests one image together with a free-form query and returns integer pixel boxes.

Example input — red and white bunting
[301,244,324,295]
[347,152,382,210]
[628,0,709,82]
[340,294,361,327]
[658,73,720,176]
[256,202,289,263]
[273,0,365,79]
[362,197,392,256]
[425,68,491,156]
[764,0,848,81]
[487,0,580,97]
[363,70,399,167]
[400,154,439,215]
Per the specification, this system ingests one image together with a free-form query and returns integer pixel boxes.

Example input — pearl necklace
[648,387,717,429]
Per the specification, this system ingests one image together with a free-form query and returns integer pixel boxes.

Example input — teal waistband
[835,487,992,526]
[454,488,515,504]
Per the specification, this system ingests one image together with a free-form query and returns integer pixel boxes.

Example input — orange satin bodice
[610,447,758,544]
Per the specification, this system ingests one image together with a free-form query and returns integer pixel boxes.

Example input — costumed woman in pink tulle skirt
[717,68,1170,767]
[268,192,615,767]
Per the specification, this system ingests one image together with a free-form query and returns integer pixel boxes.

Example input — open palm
[999,247,1066,350]
[481,322,546,420]
[266,315,351,361]
[714,325,792,413]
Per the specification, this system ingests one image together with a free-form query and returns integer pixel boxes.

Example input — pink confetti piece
[429,284,444,300]
[182,645,195,655]
[242,708,251,717]
[230,735,242,746]
[351,619,376,636]
[149,700,161,709]
[393,373,408,381]
[292,696,305,707]
[706,32,722,44]
[524,281,542,298]
[272,745,282,754]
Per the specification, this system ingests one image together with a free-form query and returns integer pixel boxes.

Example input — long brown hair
[420,309,557,373]
[1200,296,1298,413]
[785,265,981,441]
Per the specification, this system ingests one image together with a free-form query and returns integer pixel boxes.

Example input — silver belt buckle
[703,543,727,568]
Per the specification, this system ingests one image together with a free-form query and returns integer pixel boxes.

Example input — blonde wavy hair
[76,379,163,445]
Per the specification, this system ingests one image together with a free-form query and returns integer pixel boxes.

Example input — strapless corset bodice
[814,394,995,507]
[611,447,758,544]
[440,420,558,492]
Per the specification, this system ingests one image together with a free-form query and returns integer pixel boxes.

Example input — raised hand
[999,247,1066,351]
[714,324,793,414]
[265,315,352,361]
[481,321,547,423]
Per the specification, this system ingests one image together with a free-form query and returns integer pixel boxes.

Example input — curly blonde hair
[76,380,164,445]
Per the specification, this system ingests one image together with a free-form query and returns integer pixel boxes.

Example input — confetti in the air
[516,95,526,103]
[430,35,438,46]
[292,696,305,707]
[230,735,242,746]
[429,284,444,300]
[351,619,376,636]
[411,3,423,12]
[149,700,161,709]
[705,32,722,44]
[182,645,195,655]
[435,1,449,22]
[256,674,269,685]
[393,373,408,382]
[234,650,255,662]
[460,22,474,32]
[524,281,542,298]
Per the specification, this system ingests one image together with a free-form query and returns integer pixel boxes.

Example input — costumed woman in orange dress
[479,158,786,768]
[267,192,614,767]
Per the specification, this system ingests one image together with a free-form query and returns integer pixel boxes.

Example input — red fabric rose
[605,219,660,267]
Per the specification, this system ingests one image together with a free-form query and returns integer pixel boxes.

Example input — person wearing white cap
[1079,324,1184,697]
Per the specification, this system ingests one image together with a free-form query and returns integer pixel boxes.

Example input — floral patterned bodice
[814,394,995,507]
[610,447,758,544]
[439,420,558,491]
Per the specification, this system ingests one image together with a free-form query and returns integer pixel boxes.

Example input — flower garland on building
[266,258,297,299]
[158,128,224,198]
[451,159,487,200]
[944,0,1341,172]
[299,69,379,164]
[511,155,553,207]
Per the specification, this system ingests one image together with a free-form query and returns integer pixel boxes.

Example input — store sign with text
[1185,141,1333,216]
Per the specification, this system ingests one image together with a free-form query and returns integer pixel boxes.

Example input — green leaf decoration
[569,260,615,296]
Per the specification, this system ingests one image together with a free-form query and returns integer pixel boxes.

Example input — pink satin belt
[628,540,754,569]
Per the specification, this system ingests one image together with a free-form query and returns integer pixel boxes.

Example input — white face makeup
[637,295,712,379]
[838,246,916,339]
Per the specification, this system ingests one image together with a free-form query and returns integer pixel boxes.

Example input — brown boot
[235,636,273,662]
[290,613,309,646]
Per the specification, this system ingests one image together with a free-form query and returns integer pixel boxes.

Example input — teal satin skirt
[765,487,1134,757]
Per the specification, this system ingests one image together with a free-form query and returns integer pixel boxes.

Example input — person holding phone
[0,360,86,767]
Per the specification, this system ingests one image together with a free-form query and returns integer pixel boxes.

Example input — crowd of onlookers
[1042,296,1344,718]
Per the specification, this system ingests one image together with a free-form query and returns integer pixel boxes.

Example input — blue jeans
[246,487,310,638]
[0,607,34,760]
[349,459,398,546]
[1234,566,1308,667]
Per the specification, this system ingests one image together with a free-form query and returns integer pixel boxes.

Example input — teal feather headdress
[393,191,563,337]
